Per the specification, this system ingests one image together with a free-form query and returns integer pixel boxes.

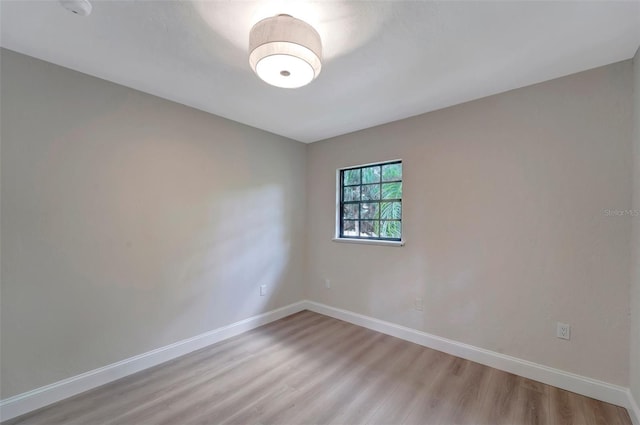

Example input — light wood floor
[5,310,632,425]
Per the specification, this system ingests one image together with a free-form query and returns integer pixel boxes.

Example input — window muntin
[339,161,402,241]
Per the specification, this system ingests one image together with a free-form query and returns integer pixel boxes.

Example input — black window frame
[338,160,402,241]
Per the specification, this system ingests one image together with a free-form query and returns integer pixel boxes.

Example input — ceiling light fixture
[249,14,322,89]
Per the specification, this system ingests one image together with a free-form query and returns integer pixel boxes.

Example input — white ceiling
[1,1,639,143]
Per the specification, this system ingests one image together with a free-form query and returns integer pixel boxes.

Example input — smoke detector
[59,0,92,16]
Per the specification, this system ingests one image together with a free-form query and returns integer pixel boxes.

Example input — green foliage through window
[339,161,402,241]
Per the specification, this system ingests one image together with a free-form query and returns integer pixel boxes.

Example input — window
[337,160,402,242]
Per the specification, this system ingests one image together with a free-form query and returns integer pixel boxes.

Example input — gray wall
[307,61,633,386]
[631,46,640,410]
[1,46,637,401]
[0,49,307,398]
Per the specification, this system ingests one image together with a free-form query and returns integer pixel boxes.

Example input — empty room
[1,1,639,424]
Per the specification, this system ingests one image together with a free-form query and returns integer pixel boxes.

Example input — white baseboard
[628,389,640,425]
[0,301,307,422]
[304,301,636,419]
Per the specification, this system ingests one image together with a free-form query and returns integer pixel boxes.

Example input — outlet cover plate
[557,322,571,340]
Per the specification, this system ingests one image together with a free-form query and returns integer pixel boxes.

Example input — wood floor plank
[448,360,491,424]
[196,324,380,424]
[512,377,550,425]
[582,396,627,425]
[306,337,424,425]
[3,311,632,425]
[400,356,467,424]
[231,335,392,423]
[253,334,405,425]
[549,387,589,425]
[362,348,442,425]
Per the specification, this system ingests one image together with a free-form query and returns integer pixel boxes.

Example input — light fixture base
[59,0,92,16]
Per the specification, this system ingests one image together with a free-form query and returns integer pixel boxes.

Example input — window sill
[332,238,405,247]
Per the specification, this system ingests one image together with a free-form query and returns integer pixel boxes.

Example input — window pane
[382,163,402,182]
[343,169,360,185]
[343,186,360,202]
[361,184,380,201]
[343,204,358,219]
[339,161,402,242]
[361,166,381,184]
[360,203,379,219]
[380,221,401,239]
[381,182,402,199]
[360,220,379,237]
[381,202,401,220]
[343,220,359,237]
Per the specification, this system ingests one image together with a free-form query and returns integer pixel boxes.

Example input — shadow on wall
[150,184,293,340]
[209,185,290,322]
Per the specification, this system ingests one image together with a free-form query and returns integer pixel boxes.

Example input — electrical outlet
[414,297,424,311]
[325,278,331,289]
[260,285,266,296]
[557,322,571,340]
